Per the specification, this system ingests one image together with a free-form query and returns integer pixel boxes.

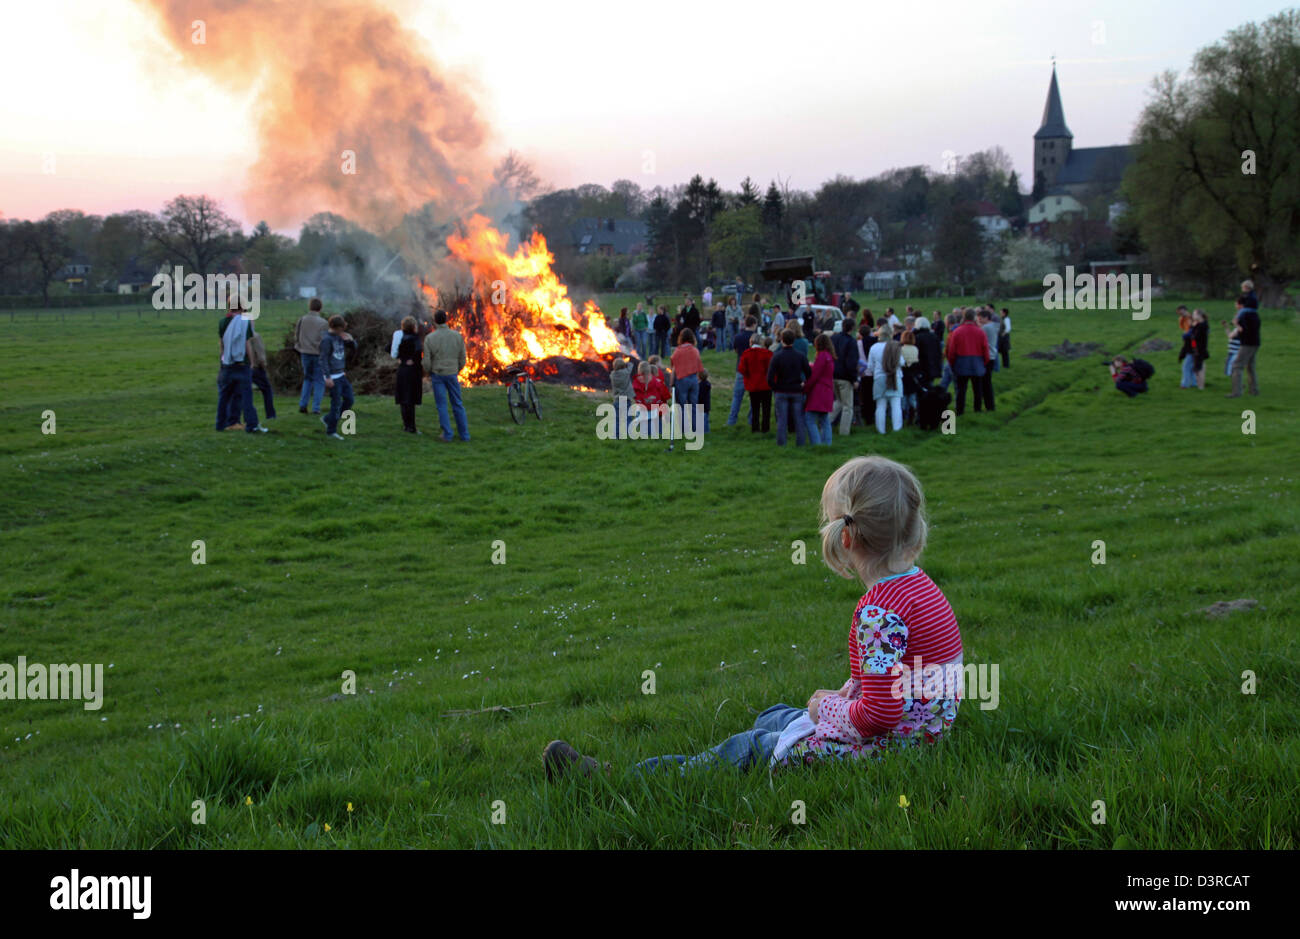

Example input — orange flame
[441,214,621,384]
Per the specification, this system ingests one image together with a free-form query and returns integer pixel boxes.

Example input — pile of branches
[268,308,426,397]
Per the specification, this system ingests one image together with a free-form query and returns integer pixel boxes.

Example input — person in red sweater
[804,333,836,446]
[670,329,704,435]
[944,309,991,415]
[737,334,773,432]
[632,360,669,406]
[542,455,963,779]
[631,360,671,437]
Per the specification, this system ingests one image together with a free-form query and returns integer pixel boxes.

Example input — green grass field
[0,295,1296,849]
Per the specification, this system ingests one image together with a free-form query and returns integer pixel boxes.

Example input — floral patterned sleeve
[814,606,909,742]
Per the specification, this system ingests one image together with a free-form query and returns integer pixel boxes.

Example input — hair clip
[842,514,854,526]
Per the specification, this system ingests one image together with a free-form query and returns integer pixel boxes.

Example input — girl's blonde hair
[819,456,927,584]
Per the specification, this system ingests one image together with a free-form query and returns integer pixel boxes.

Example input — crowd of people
[609,294,1013,444]
[1112,279,1263,399]
[215,276,1263,442]
[214,297,473,441]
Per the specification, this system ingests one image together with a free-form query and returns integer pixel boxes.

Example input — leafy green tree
[709,205,764,284]
[931,203,984,286]
[645,196,675,288]
[1127,9,1300,303]
[243,224,305,298]
[18,217,72,306]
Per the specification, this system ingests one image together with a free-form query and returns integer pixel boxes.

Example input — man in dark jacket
[913,316,942,384]
[726,316,756,426]
[766,328,811,446]
[1227,296,1261,397]
[652,308,671,358]
[830,319,859,435]
[682,295,701,339]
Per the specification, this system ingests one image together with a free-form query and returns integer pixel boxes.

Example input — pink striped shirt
[812,567,963,747]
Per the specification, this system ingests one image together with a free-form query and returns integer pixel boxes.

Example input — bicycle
[505,365,543,423]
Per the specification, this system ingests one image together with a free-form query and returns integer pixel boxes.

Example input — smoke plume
[138,0,490,232]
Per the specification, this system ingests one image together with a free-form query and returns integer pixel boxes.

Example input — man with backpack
[1110,356,1150,397]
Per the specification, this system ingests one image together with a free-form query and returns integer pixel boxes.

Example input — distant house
[55,254,92,291]
[858,217,882,253]
[117,258,157,294]
[862,266,913,292]
[570,217,648,257]
[1028,192,1086,224]
[969,201,1011,239]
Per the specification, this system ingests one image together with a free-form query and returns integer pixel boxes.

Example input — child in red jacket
[738,335,773,432]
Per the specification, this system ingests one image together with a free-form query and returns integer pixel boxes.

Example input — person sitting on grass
[1109,355,1148,398]
[542,455,963,779]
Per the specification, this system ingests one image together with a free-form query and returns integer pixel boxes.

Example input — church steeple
[1033,64,1073,195]
[1035,64,1073,140]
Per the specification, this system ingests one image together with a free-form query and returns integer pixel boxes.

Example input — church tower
[1033,65,1073,194]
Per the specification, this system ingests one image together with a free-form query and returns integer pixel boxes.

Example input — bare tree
[149,195,242,278]
[493,150,546,201]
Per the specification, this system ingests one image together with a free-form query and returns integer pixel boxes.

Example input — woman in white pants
[865,324,904,433]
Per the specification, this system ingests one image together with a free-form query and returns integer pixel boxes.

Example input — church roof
[1034,66,1073,140]
[1056,146,1133,187]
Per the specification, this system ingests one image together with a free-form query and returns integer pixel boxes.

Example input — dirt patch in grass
[1024,340,1105,361]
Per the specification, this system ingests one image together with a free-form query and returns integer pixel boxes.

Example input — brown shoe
[542,740,603,782]
[223,422,246,431]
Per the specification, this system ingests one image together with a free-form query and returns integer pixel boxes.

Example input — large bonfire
[437,214,623,387]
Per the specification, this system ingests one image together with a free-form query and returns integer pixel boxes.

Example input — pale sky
[0,0,1289,231]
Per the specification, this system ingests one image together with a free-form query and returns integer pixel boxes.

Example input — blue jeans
[940,361,953,391]
[430,373,470,440]
[1224,348,1237,377]
[726,371,748,425]
[774,392,807,445]
[299,353,324,412]
[216,363,259,431]
[1116,380,1147,398]
[675,373,699,433]
[805,410,832,445]
[324,375,354,433]
[635,704,806,774]
[654,331,669,358]
[251,367,276,418]
[633,329,648,359]
[1180,355,1197,388]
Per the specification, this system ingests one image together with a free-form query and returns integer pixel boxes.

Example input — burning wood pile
[439,213,622,389]
[270,214,621,396]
